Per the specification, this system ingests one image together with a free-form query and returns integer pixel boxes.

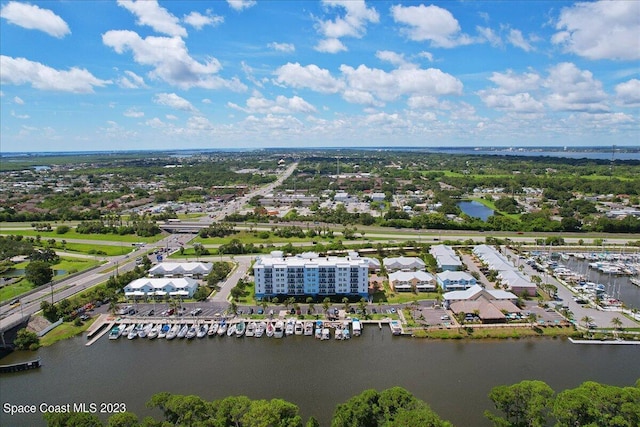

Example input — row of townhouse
[473,245,537,296]
[124,262,212,299]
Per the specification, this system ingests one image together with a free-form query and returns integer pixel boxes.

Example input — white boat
[390,320,402,336]
[166,324,179,340]
[197,324,208,338]
[148,324,159,339]
[631,277,640,287]
[108,325,122,340]
[158,324,170,339]
[342,321,350,340]
[138,323,152,339]
[294,320,304,335]
[235,321,246,337]
[246,322,256,337]
[186,325,197,339]
[274,320,284,338]
[266,322,275,338]
[303,321,314,336]
[218,321,228,336]
[208,322,219,336]
[321,328,330,340]
[352,319,362,337]
[285,319,295,336]
[335,327,343,340]
[227,323,237,337]
[255,322,266,338]
[127,324,140,340]
[315,321,323,339]
[177,324,189,339]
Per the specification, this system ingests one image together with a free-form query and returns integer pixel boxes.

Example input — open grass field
[39,316,98,347]
[62,242,133,256]
[0,227,163,243]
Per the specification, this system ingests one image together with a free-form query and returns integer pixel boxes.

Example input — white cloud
[391,4,474,48]
[183,10,223,29]
[274,63,344,94]
[315,0,379,53]
[418,51,434,62]
[314,38,347,54]
[117,0,186,37]
[13,96,24,105]
[154,93,198,112]
[124,109,144,118]
[227,0,256,12]
[488,70,541,94]
[117,70,148,89]
[145,117,166,128]
[0,2,70,38]
[339,64,463,104]
[11,110,30,119]
[202,98,212,104]
[479,92,544,114]
[553,0,640,60]
[166,114,178,120]
[0,55,110,93]
[268,42,295,53]
[103,30,246,91]
[615,79,640,107]
[507,29,533,52]
[544,62,609,112]
[229,94,316,114]
[376,51,414,68]
[476,26,502,47]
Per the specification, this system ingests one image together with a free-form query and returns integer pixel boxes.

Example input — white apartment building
[254,251,369,299]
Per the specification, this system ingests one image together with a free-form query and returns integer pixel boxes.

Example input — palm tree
[611,317,623,330]
[342,297,350,313]
[306,297,315,315]
[322,297,331,316]
[581,315,593,329]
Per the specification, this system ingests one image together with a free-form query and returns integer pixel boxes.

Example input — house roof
[389,271,434,282]
[437,271,474,281]
[444,284,517,301]
[149,262,212,275]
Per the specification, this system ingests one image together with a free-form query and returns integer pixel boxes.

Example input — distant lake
[458,200,494,221]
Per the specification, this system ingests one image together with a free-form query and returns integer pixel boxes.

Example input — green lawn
[62,242,133,256]
[0,279,32,303]
[39,316,98,347]
[0,228,162,243]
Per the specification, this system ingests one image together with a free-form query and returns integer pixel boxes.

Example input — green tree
[14,328,40,351]
[44,412,103,427]
[611,317,623,330]
[485,380,554,427]
[25,260,54,287]
[106,412,139,427]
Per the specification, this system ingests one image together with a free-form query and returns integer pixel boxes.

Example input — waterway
[458,200,494,221]
[1,330,638,427]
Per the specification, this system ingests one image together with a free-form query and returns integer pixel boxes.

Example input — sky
[0,0,639,153]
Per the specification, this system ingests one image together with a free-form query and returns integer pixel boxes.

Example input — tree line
[41,380,639,427]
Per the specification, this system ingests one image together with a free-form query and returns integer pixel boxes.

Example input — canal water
[458,200,494,221]
[1,330,638,427]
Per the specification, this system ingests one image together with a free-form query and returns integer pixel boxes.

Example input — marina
[95,316,369,345]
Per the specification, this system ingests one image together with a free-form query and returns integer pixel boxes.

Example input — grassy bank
[410,325,580,340]
[39,316,98,347]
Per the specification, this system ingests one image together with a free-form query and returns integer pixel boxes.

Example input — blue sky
[1,0,639,152]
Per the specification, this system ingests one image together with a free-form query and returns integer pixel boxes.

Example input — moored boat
[218,321,228,336]
[342,321,350,340]
[208,322,219,336]
[255,321,266,338]
[138,323,152,339]
[285,319,295,336]
[235,321,246,337]
[274,320,284,338]
[321,328,330,340]
[166,324,179,340]
[158,324,170,339]
[266,322,275,338]
[315,321,323,339]
[335,327,343,340]
[108,325,122,340]
[294,320,304,335]
[303,321,314,336]
[631,277,640,287]
[148,324,159,339]
[197,324,208,338]
[177,324,189,339]
[352,318,362,337]
[227,323,237,337]
[127,324,139,340]
[246,322,256,337]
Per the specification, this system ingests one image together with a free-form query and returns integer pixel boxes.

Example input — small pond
[457,200,494,221]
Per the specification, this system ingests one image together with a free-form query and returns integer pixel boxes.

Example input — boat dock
[85,314,114,347]
[0,358,41,374]
[568,338,640,345]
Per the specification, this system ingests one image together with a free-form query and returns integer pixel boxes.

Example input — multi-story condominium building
[429,245,462,271]
[254,251,369,299]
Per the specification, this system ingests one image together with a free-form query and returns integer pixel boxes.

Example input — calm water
[458,200,494,221]
[1,329,639,427]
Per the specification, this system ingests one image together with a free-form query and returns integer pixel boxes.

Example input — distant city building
[388,271,436,292]
[149,262,212,279]
[254,251,369,299]
[429,245,462,271]
[124,278,199,299]
[436,271,476,291]
[383,256,426,272]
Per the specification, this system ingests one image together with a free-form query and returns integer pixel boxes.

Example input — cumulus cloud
[507,29,533,52]
[376,50,414,68]
[274,63,344,94]
[103,30,246,91]
[268,42,295,53]
[0,2,70,38]
[117,70,148,89]
[13,96,24,105]
[391,4,474,48]
[544,62,609,112]
[315,0,379,53]
[124,108,144,118]
[229,94,316,114]
[117,0,186,37]
[227,0,256,12]
[615,79,640,107]
[154,92,198,112]
[552,0,640,60]
[476,26,502,47]
[488,70,541,93]
[183,10,223,29]
[0,55,110,93]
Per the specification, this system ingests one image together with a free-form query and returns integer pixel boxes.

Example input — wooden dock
[0,358,40,373]
[85,314,114,346]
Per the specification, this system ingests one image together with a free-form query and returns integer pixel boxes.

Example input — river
[1,329,639,427]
